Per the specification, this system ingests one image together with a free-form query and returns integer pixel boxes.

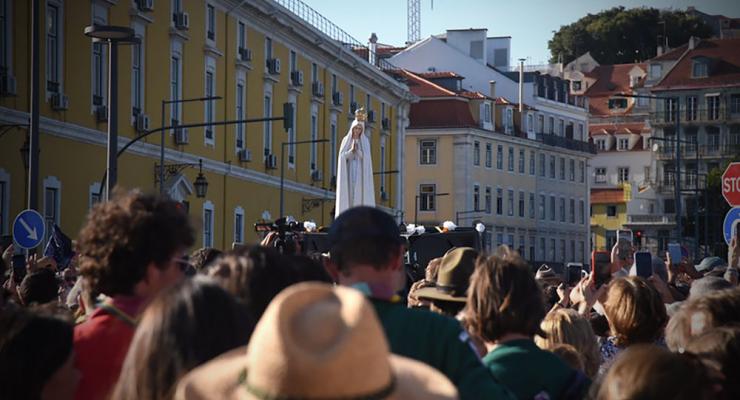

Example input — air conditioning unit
[380,191,389,201]
[312,81,324,98]
[350,101,358,113]
[311,169,323,182]
[367,110,375,123]
[267,58,281,75]
[238,149,252,162]
[174,127,189,145]
[136,113,150,133]
[0,73,17,96]
[136,0,154,12]
[332,91,343,106]
[381,117,390,131]
[238,47,252,62]
[174,12,189,30]
[51,93,69,111]
[95,105,108,122]
[290,70,304,86]
[265,154,278,169]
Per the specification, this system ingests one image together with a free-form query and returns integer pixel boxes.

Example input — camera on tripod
[254,217,305,255]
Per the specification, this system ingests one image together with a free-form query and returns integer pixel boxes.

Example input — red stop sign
[722,162,740,206]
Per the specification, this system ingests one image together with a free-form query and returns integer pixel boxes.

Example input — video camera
[254,217,306,255]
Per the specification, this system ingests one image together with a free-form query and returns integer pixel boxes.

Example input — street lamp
[414,192,450,225]
[20,134,30,171]
[615,92,682,239]
[84,24,139,201]
[154,159,208,199]
[279,139,330,218]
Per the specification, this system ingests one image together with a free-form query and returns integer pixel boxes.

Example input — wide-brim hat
[175,283,458,400]
[415,247,478,303]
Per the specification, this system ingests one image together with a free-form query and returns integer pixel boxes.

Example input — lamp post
[616,92,681,239]
[84,24,139,201]
[154,158,209,198]
[280,139,329,218]
[414,192,450,225]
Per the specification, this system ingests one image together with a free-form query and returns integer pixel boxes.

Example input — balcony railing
[273,0,396,71]
[654,143,740,160]
[535,133,596,154]
[650,107,735,124]
[625,214,676,225]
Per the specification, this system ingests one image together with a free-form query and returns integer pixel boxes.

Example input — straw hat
[175,282,458,400]
[414,247,478,303]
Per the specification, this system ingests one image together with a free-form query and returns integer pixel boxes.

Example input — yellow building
[589,186,630,250]
[0,0,412,250]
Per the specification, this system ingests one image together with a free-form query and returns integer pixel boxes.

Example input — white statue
[335,108,375,217]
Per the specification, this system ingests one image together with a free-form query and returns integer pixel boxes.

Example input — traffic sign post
[723,207,740,245]
[12,209,46,249]
[722,162,740,207]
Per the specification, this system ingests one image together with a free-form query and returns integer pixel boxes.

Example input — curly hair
[465,245,546,342]
[77,189,195,296]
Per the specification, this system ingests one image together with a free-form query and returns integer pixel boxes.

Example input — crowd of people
[1,188,739,399]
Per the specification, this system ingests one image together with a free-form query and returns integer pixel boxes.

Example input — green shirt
[370,299,515,400]
[482,339,583,400]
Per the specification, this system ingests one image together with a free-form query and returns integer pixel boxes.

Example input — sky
[306,0,740,65]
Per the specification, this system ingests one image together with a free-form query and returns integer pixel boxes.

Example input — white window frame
[485,143,492,168]
[234,206,244,245]
[236,78,246,150]
[206,3,216,42]
[0,0,13,76]
[507,189,514,216]
[618,138,629,151]
[380,136,387,194]
[419,184,436,211]
[485,186,492,214]
[131,22,145,121]
[618,167,630,183]
[203,200,215,248]
[310,108,318,171]
[287,94,297,166]
[289,49,297,73]
[473,141,480,166]
[237,20,247,52]
[263,84,273,158]
[204,58,216,145]
[0,169,9,234]
[43,176,62,244]
[473,184,480,211]
[170,41,183,127]
[47,0,64,97]
[88,182,101,210]
[518,149,525,173]
[496,145,503,169]
[420,139,436,165]
[330,114,338,183]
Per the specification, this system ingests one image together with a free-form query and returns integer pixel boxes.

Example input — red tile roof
[651,44,688,61]
[416,71,464,79]
[408,99,477,129]
[589,123,650,136]
[584,63,646,116]
[653,38,740,90]
[591,188,626,204]
[396,69,458,97]
[460,91,486,99]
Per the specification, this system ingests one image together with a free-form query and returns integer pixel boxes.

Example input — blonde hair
[535,308,600,378]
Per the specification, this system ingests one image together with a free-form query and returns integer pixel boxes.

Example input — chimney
[489,80,496,98]
[518,59,525,113]
[368,33,378,66]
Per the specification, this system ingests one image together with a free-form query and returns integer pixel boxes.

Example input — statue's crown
[354,107,367,122]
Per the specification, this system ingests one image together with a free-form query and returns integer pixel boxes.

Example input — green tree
[548,7,713,65]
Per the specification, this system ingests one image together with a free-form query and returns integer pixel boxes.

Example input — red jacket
[73,296,144,400]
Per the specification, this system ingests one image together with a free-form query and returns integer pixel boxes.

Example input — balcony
[654,143,740,160]
[650,107,735,125]
[625,214,676,225]
[535,133,596,154]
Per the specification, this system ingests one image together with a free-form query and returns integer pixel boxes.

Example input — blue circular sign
[12,209,46,249]
[723,207,740,245]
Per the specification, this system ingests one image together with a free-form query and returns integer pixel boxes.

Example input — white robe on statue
[335,120,375,218]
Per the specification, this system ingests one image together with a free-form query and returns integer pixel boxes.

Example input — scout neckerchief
[98,298,139,327]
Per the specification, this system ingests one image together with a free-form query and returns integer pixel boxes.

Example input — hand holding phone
[634,251,652,278]
[592,251,612,287]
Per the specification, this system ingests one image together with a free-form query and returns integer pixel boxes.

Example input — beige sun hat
[175,282,458,400]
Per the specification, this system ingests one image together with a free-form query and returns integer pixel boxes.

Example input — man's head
[77,189,195,299]
[327,207,404,286]
[189,247,223,273]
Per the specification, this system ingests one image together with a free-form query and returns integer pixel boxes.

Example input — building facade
[0,0,413,249]
[646,37,740,253]
[401,70,592,266]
